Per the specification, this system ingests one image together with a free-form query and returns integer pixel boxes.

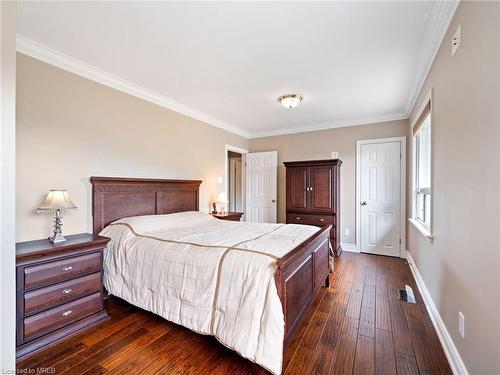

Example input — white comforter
[100,211,319,374]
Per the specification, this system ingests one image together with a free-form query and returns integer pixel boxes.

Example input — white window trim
[410,89,433,241]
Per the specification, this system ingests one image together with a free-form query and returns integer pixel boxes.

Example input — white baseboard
[406,251,469,375]
[340,242,359,253]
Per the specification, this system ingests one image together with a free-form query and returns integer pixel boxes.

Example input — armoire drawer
[287,213,334,227]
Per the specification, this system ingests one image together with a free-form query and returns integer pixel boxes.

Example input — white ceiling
[16,1,457,138]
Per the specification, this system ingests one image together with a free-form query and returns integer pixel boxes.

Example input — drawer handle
[62,266,73,271]
[62,288,72,294]
[319,218,325,222]
[295,217,301,220]
[62,310,73,317]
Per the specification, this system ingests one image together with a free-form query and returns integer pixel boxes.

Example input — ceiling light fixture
[278,94,303,109]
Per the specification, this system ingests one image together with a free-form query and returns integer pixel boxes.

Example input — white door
[245,151,278,223]
[359,140,402,257]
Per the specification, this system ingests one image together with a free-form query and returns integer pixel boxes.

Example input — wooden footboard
[275,225,331,344]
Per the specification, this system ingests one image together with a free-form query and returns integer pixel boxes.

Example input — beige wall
[16,53,248,242]
[407,2,500,374]
[249,120,408,245]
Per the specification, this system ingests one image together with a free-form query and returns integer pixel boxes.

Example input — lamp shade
[217,192,227,203]
[38,190,77,210]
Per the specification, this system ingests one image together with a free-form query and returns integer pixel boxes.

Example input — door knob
[360,201,367,206]
[272,199,276,203]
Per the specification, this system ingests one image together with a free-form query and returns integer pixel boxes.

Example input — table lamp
[38,190,77,243]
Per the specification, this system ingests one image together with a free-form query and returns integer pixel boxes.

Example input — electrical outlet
[344,228,350,236]
[331,152,339,159]
[452,25,461,56]
[217,176,223,184]
[458,311,465,338]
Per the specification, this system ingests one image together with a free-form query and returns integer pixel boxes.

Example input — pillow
[112,211,214,233]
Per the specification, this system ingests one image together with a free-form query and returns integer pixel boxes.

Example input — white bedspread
[100,211,319,374]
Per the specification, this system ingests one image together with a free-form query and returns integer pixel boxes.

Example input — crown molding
[404,0,459,116]
[16,35,250,138]
[247,113,408,139]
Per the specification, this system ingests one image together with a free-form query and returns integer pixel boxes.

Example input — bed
[91,177,331,374]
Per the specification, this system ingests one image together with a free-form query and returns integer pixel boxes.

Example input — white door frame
[224,144,248,213]
[356,137,406,257]
[1,1,17,371]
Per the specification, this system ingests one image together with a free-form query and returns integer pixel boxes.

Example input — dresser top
[16,233,110,263]
[211,211,243,219]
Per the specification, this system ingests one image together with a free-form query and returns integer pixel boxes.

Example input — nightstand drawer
[24,273,101,315]
[287,213,334,227]
[23,292,102,341]
[24,252,101,290]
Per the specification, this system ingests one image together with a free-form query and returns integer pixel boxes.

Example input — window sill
[408,218,433,242]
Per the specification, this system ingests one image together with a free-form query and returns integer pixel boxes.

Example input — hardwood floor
[17,253,451,375]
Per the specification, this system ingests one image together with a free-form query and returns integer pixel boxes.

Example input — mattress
[99,211,320,374]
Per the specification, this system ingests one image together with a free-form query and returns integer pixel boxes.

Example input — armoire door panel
[309,165,334,213]
[286,167,308,212]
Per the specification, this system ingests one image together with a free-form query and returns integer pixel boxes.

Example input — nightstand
[16,233,110,359]
[211,212,244,221]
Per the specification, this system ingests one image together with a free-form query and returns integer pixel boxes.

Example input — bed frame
[91,176,331,343]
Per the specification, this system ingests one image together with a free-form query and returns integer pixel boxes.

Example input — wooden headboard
[91,177,202,234]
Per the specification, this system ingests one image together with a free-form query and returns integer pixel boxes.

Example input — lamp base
[49,209,66,243]
[49,233,66,243]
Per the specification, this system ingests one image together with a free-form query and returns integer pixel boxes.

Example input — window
[411,94,432,237]
[415,115,431,227]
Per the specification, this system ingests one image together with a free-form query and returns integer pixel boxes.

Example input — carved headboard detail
[91,177,202,234]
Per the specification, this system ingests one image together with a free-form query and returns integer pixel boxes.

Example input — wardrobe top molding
[283,159,343,167]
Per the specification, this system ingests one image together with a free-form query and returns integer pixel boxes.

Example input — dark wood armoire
[284,159,342,256]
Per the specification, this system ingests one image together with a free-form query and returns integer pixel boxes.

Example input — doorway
[227,150,243,212]
[356,137,406,257]
[225,145,248,218]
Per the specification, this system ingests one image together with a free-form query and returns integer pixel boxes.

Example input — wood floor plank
[101,320,173,370]
[353,334,375,375]
[188,347,230,375]
[59,328,149,375]
[81,364,108,375]
[346,284,364,319]
[375,294,392,331]
[375,328,396,375]
[362,284,376,309]
[365,256,377,286]
[51,312,154,373]
[82,310,151,346]
[359,306,375,338]
[409,331,452,375]
[335,281,353,305]
[396,352,420,375]
[328,321,358,375]
[375,258,389,296]
[388,296,414,356]
[17,253,452,375]
[310,302,348,374]
[107,328,192,375]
